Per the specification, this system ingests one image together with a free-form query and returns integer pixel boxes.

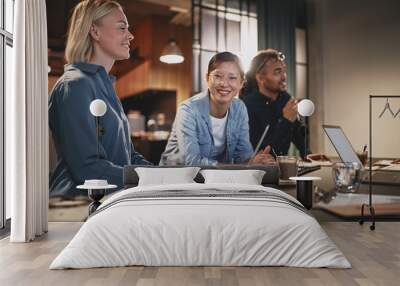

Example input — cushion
[200,169,266,185]
[123,164,279,188]
[135,167,200,186]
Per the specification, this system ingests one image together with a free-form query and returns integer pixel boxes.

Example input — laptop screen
[322,125,363,166]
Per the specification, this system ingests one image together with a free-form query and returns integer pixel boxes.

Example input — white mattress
[50,183,351,269]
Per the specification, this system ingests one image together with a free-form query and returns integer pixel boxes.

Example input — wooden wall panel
[116,61,151,99]
[131,16,153,59]
[115,15,193,105]
[48,75,60,173]
[148,16,193,105]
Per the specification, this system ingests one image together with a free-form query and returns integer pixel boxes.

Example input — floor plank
[0,222,399,286]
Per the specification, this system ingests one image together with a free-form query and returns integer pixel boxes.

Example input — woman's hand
[250,146,276,165]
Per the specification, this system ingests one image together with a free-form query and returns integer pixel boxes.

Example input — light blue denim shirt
[160,91,254,165]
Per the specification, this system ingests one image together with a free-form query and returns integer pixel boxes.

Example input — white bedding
[50,183,351,269]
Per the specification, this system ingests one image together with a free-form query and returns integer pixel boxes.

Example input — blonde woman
[49,0,150,198]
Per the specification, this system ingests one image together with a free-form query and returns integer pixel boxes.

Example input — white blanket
[50,183,351,269]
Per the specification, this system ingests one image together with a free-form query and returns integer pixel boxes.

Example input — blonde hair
[65,0,122,64]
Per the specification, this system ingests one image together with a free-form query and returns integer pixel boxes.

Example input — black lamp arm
[94,116,105,160]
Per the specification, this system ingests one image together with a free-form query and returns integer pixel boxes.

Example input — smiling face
[206,61,244,106]
[90,7,133,61]
[256,59,287,96]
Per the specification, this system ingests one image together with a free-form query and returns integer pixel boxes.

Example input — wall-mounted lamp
[298,99,315,159]
[89,99,107,159]
[159,38,184,64]
[298,99,315,117]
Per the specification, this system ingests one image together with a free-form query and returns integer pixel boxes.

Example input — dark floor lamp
[290,99,317,209]
[77,99,116,215]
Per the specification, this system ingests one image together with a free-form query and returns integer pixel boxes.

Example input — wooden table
[280,166,400,220]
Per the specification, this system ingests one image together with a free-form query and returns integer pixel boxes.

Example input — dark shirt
[241,89,309,158]
[49,63,151,197]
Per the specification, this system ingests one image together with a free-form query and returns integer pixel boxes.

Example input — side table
[77,180,117,215]
[289,176,321,209]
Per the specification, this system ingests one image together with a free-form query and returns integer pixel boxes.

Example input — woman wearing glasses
[160,51,273,166]
[241,49,309,158]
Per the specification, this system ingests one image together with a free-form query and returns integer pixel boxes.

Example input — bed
[50,166,350,269]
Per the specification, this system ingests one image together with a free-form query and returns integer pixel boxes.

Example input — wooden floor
[1,222,399,286]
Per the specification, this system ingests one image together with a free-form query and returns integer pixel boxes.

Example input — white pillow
[135,167,200,186]
[200,169,266,185]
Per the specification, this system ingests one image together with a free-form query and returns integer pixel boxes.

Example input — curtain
[257,0,296,95]
[257,0,299,156]
[7,0,48,242]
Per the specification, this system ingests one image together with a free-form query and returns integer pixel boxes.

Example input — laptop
[322,125,400,186]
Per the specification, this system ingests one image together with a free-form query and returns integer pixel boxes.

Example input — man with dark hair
[241,49,309,158]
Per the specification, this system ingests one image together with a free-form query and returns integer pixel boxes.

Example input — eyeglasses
[256,52,286,73]
[209,72,241,85]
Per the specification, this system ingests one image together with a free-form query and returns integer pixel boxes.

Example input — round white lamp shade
[90,99,107,117]
[160,54,184,64]
[298,99,315,117]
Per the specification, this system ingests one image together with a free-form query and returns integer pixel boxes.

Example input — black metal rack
[360,95,400,230]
